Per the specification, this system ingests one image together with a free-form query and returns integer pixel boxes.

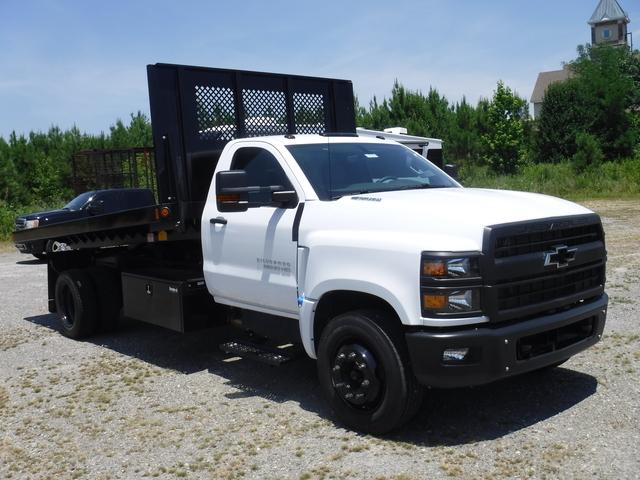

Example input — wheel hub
[60,285,75,330]
[331,344,381,407]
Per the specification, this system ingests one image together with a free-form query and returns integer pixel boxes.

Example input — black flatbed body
[12,203,191,250]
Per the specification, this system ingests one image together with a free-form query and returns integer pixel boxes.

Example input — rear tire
[55,269,99,339]
[317,309,424,434]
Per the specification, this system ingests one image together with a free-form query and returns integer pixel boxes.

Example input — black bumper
[406,294,608,388]
[14,240,43,255]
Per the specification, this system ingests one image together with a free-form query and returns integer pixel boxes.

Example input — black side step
[219,341,297,366]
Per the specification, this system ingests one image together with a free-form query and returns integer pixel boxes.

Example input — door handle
[210,216,228,225]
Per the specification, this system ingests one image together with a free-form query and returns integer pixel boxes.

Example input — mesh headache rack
[147,63,356,223]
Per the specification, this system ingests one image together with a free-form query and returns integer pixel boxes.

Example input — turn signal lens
[423,261,447,277]
[160,207,171,218]
[422,289,481,315]
[217,193,241,203]
[421,255,479,279]
[423,293,448,310]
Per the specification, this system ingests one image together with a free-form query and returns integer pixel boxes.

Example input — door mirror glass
[216,170,250,212]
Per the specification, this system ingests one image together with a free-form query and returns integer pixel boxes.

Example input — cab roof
[230,133,397,147]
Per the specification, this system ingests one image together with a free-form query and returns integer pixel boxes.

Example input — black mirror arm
[220,184,284,194]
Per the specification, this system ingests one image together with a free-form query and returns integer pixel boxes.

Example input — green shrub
[572,132,603,173]
[0,199,66,241]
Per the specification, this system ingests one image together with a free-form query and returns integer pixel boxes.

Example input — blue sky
[1,0,639,138]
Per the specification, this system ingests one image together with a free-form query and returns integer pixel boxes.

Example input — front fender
[298,280,409,359]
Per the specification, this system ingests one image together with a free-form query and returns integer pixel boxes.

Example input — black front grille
[484,214,606,323]
[497,263,605,311]
[495,223,603,258]
[14,218,26,231]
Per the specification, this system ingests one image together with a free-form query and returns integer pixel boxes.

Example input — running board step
[219,340,296,366]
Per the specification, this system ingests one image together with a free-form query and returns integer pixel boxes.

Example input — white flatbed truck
[13,64,608,433]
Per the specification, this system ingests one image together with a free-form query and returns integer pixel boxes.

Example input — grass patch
[0,241,16,253]
[460,158,640,200]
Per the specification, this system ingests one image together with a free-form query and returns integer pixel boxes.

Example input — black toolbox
[122,268,215,332]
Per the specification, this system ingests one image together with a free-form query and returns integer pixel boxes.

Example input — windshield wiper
[352,190,378,195]
[330,186,446,200]
[330,190,376,200]
[397,184,449,191]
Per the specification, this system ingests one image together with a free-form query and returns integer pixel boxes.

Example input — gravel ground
[1,199,639,480]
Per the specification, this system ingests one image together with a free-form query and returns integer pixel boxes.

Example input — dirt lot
[1,200,639,480]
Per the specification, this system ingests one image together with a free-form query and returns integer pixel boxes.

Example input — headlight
[422,288,482,315]
[420,252,483,317]
[24,219,39,229]
[421,256,479,279]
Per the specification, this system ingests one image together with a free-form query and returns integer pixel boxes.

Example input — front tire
[55,269,98,339]
[317,310,423,434]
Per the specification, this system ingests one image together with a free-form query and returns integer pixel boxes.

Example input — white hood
[300,188,593,252]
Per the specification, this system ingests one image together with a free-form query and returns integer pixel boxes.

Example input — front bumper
[14,241,41,254]
[405,294,608,388]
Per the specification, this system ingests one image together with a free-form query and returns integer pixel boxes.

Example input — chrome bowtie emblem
[544,245,577,269]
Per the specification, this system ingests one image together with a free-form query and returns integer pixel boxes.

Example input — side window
[89,192,103,206]
[230,147,294,204]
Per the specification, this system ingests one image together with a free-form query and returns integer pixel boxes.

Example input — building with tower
[530,0,631,118]
[589,0,631,47]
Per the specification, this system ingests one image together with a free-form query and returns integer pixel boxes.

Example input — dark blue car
[14,188,155,258]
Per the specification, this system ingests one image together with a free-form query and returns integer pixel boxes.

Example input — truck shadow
[16,258,46,265]
[25,313,598,446]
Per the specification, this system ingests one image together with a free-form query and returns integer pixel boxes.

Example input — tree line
[0,113,152,207]
[357,44,640,174]
[1,43,638,212]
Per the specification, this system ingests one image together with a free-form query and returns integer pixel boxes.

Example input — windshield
[64,191,95,210]
[286,142,458,200]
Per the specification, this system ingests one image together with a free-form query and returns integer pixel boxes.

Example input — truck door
[203,143,301,317]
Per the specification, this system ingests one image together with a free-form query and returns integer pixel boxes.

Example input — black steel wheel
[54,269,98,339]
[331,343,382,409]
[317,310,424,434]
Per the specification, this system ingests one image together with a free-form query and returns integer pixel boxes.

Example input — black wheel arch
[313,290,402,353]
